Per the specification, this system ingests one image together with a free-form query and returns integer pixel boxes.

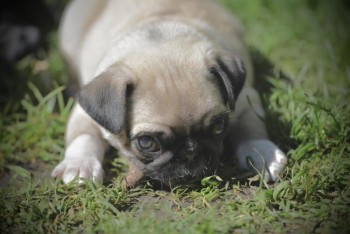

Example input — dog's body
[53,0,287,188]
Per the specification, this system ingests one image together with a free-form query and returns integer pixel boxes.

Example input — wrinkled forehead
[129,55,225,129]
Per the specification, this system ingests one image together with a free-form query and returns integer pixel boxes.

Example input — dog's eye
[211,118,226,136]
[137,135,160,152]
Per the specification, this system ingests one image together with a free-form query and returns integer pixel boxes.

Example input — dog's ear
[77,66,134,133]
[210,55,246,110]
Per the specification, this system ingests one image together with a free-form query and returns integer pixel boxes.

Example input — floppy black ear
[210,56,246,110]
[77,68,134,133]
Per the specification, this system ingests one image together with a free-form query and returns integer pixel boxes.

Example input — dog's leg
[52,104,109,184]
[229,87,287,181]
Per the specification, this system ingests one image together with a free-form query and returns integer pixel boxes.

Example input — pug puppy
[52,0,287,188]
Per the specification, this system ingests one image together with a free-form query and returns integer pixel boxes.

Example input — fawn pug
[52,0,287,188]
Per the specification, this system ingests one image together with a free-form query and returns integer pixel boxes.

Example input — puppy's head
[78,41,246,186]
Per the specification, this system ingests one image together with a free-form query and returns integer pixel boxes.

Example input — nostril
[186,139,198,153]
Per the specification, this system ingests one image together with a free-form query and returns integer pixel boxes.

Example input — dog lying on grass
[52,0,287,189]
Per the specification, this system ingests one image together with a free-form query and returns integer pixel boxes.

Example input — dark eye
[137,135,160,152]
[212,118,226,135]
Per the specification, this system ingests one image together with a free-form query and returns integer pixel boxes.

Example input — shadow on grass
[250,48,297,154]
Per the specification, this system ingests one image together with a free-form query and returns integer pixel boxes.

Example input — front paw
[52,157,104,184]
[236,139,287,182]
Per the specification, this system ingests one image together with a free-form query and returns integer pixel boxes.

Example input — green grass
[1,0,349,233]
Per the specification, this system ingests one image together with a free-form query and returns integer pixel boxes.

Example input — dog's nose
[186,139,198,153]
[184,139,200,161]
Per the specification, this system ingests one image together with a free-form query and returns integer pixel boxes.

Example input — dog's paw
[236,139,287,182]
[52,134,106,184]
[52,157,104,184]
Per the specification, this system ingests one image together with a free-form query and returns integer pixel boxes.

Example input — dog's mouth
[144,153,222,187]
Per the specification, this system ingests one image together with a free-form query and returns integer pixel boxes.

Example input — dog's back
[59,0,252,85]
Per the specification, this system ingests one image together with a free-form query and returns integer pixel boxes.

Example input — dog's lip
[142,153,221,184]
